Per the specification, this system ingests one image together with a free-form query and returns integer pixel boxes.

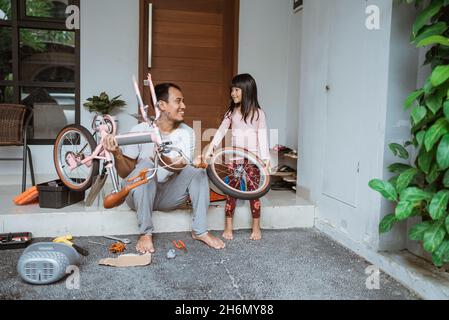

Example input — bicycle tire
[53,124,99,191]
[206,147,271,200]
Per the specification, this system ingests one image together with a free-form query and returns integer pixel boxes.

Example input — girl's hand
[264,160,271,174]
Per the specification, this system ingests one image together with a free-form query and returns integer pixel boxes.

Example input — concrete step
[1,186,315,238]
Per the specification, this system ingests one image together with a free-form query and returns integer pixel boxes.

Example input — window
[0,0,79,144]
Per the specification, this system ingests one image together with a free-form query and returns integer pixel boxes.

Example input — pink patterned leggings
[224,161,261,219]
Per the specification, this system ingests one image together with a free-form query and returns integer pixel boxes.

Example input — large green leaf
[409,221,432,241]
[413,22,448,44]
[389,143,409,159]
[400,187,433,202]
[417,35,449,47]
[425,91,445,114]
[431,65,449,87]
[396,168,419,193]
[388,163,412,174]
[424,78,436,95]
[369,179,398,201]
[446,214,449,234]
[412,1,444,37]
[437,134,449,170]
[443,100,449,121]
[404,89,424,109]
[412,106,427,124]
[424,118,449,152]
[423,219,446,253]
[379,214,398,234]
[395,201,415,220]
[443,169,449,187]
[389,176,399,189]
[429,191,449,220]
[433,240,449,266]
[416,130,426,146]
[426,164,441,184]
[418,147,435,174]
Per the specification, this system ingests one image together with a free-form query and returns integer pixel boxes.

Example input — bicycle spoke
[214,167,231,176]
[245,174,259,190]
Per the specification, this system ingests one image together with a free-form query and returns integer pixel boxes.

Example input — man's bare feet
[222,217,234,240]
[136,234,155,254]
[192,232,226,250]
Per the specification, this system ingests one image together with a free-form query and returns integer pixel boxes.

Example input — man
[103,83,225,253]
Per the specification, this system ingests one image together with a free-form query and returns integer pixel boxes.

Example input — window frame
[0,0,80,145]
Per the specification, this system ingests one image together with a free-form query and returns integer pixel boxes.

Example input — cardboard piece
[99,253,152,267]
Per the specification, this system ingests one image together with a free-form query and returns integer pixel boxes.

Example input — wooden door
[139,0,239,151]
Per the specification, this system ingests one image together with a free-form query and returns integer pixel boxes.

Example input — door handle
[148,3,153,68]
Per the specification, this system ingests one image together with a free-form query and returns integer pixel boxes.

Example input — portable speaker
[17,242,81,285]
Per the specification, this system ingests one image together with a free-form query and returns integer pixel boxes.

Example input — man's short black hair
[154,83,182,103]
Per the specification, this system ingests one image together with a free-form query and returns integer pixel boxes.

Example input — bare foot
[222,217,234,240]
[136,234,155,254]
[250,228,262,241]
[192,232,226,250]
[222,229,234,240]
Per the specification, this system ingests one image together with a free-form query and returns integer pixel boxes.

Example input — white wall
[285,9,302,150]
[238,0,297,149]
[298,0,419,252]
[80,0,139,134]
[0,0,139,182]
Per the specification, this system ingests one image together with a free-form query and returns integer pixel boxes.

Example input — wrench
[103,235,131,244]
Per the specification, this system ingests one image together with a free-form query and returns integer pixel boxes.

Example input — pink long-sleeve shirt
[211,109,270,161]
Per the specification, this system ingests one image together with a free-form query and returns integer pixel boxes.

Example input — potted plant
[83,92,126,115]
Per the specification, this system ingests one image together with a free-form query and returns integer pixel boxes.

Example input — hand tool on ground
[103,235,131,244]
[172,240,187,253]
[109,241,126,254]
[53,235,89,256]
[88,240,106,246]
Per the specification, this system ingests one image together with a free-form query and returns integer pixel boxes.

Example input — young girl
[206,73,270,241]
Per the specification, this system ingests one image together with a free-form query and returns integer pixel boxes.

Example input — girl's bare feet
[192,232,226,250]
[250,218,262,241]
[250,228,262,241]
[136,234,155,254]
[222,217,234,240]
[222,229,233,240]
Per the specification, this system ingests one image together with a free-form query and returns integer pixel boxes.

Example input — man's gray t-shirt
[121,122,195,183]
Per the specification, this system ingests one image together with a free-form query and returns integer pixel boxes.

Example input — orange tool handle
[103,179,148,209]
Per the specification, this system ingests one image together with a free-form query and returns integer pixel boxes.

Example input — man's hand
[103,134,119,152]
[193,155,208,169]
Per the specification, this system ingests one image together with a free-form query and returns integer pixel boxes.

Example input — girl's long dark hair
[224,73,261,124]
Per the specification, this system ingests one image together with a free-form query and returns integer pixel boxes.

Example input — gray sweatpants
[124,159,210,236]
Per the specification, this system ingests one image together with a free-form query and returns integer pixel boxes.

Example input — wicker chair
[0,104,36,192]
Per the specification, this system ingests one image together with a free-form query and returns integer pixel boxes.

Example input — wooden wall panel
[139,0,239,150]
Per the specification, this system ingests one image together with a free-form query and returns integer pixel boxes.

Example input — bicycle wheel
[54,124,99,191]
[206,147,271,200]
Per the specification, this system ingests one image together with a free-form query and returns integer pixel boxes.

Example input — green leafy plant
[370,0,449,267]
[83,92,126,115]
